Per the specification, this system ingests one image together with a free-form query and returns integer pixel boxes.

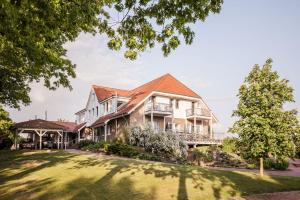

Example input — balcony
[145,103,173,116]
[178,133,222,145]
[186,108,211,118]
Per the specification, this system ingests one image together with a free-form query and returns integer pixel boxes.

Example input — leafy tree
[0,106,13,137]
[229,58,300,176]
[0,0,223,109]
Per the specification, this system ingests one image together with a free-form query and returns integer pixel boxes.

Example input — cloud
[7,33,145,122]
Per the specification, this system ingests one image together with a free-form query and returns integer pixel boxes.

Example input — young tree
[229,58,300,176]
[0,0,223,109]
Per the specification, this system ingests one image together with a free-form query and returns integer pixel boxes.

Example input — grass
[1,150,300,200]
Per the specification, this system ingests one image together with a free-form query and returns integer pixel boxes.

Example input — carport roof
[14,119,72,131]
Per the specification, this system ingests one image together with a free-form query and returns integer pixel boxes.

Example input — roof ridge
[130,73,170,93]
[93,85,129,92]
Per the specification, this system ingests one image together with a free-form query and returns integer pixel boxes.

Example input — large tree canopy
[229,59,300,175]
[0,0,223,108]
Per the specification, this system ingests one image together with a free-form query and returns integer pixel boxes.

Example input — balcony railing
[178,133,222,145]
[186,108,211,118]
[145,103,173,113]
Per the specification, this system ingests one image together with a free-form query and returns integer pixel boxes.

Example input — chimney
[45,110,48,121]
[35,115,37,120]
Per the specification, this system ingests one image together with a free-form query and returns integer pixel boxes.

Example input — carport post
[39,130,42,150]
[57,134,60,149]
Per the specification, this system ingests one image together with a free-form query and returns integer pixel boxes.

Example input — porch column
[78,131,80,143]
[104,124,107,141]
[39,130,42,150]
[33,133,36,149]
[171,99,175,132]
[64,132,67,150]
[57,134,60,149]
[115,119,118,136]
[163,117,166,132]
[185,118,187,133]
[92,128,95,142]
[209,118,213,139]
[151,98,154,129]
[193,117,196,133]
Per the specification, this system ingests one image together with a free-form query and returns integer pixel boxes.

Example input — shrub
[78,140,95,149]
[192,147,213,166]
[246,163,257,169]
[264,158,275,169]
[0,138,13,150]
[222,137,237,153]
[118,127,131,144]
[145,131,188,160]
[128,125,188,160]
[137,153,161,161]
[129,125,153,147]
[104,140,139,158]
[273,158,289,170]
[96,140,109,149]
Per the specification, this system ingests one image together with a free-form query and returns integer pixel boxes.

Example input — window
[175,100,179,109]
[88,110,91,119]
[92,108,94,116]
[96,106,98,116]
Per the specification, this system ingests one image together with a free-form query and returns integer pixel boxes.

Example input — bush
[273,158,289,170]
[246,163,257,169]
[145,131,188,160]
[0,138,13,150]
[78,140,95,149]
[193,147,213,166]
[128,126,188,160]
[264,158,275,169]
[137,153,161,161]
[104,140,139,158]
[222,137,238,153]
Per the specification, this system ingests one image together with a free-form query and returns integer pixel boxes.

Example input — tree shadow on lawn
[0,150,77,184]
[1,151,300,200]
[68,157,300,200]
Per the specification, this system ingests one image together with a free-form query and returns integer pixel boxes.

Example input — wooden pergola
[14,119,67,150]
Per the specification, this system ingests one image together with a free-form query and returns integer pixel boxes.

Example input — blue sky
[7,0,300,134]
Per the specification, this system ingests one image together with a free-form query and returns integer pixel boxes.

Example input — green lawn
[1,150,300,200]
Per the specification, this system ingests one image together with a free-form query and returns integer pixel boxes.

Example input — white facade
[75,88,130,126]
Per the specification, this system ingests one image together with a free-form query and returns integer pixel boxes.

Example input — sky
[6,0,300,135]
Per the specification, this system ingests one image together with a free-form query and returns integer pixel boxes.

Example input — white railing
[177,133,222,145]
[186,108,211,117]
[145,103,173,113]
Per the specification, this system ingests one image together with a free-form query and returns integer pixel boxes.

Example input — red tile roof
[14,119,83,132]
[73,122,86,132]
[51,121,78,132]
[14,119,67,130]
[91,74,201,127]
[92,85,131,102]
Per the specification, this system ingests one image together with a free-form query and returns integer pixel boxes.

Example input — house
[13,73,221,149]
[76,73,220,146]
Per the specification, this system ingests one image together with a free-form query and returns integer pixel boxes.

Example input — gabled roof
[91,73,202,127]
[14,119,67,130]
[14,119,80,132]
[92,85,130,102]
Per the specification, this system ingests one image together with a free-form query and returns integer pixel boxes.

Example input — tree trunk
[260,157,264,177]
